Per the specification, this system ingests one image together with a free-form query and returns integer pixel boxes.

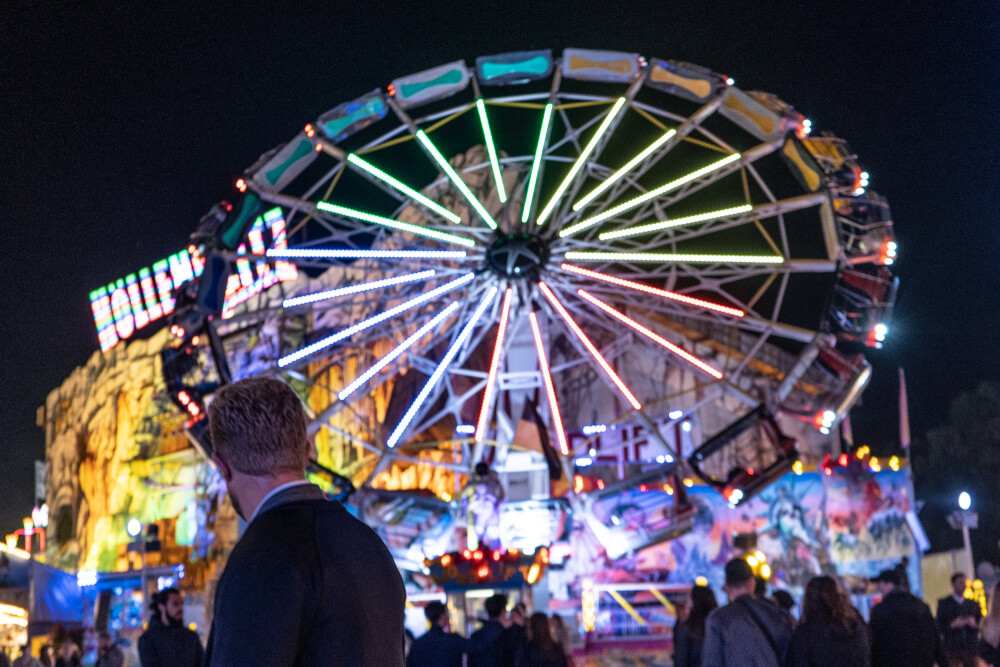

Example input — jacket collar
[253,482,326,521]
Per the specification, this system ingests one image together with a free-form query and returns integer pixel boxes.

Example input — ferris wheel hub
[486,233,549,280]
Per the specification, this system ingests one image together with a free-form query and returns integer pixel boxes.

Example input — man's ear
[212,452,233,482]
[306,435,317,462]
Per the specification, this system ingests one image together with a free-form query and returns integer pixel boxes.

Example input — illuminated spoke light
[346,154,461,223]
[316,201,475,248]
[560,263,744,317]
[538,282,641,410]
[529,312,569,455]
[475,288,514,442]
[278,273,474,367]
[599,204,753,240]
[537,97,626,226]
[476,99,507,204]
[563,251,783,264]
[387,286,499,447]
[577,290,724,379]
[267,248,467,260]
[561,153,742,237]
[573,129,676,211]
[338,302,460,400]
[416,130,498,230]
[521,102,554,223]
[282,269,435,308]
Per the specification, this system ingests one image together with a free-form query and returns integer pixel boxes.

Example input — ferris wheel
[168,49,897,517]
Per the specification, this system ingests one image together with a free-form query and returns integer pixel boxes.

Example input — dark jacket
[405,626,466,667]
[937,594,981,654]
[673,618,705,667]
[137,615,203,666]
[498,623,528,667]
[468,620,505,667]
[786,617,871,667]
[524,642,569,667]
[702,594,793,667]
[870,590,944,667]
[204,484,406,666]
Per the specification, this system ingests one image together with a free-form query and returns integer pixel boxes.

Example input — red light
[222,201,233,212]
[387,83,396,96]
[574,475,584,494]
[596,479,605,490]
[314,143,323,152]
[838,453,849,467]
[477,565,489,578]
[639,484,648,492]
[187,403,200,417]
[440,554,451,566]
[492,551,502,561]
[304,124,315,138]
[540,547,549,564]
[235,178,247,192]
[172,326,185,339]
[462,549,472,560]
[191,335,201,346]
[177,391,191,405]
[473,550,483,561]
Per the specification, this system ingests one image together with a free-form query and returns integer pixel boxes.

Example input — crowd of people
[673,558,1000,667]
[406,594,574,667]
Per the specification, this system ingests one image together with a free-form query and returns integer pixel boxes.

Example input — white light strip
[475,287,514,442]
[316,201,475,248]
[578,290,724,379]
[521,102,554,223]
[573,129,676,211]
[563,251,784,264]
[278,273,474,367]
[476,99,507,204]
[346,154,461,223]
[387,286,499,447]
[267,249,467,260]
[416,130,498,230]
[599,204,754,240]
[282,269,435,308]
[337,302,460,400]
[537,97,626,226]
[529,312,570,455]
[560,153,742,237]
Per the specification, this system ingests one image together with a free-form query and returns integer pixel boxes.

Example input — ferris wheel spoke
[576,289,724,380]
[538,282,642,410]
[386,285,499,448]
[277,273,474,369]
[570,94,726,215]
[475,99,507,204]
[341,150,462,224]
[529,312,569,455]
[475,288,514,442]
[521,102,555,225]
[281,269,437,308]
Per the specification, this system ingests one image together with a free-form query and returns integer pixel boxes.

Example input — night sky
[3,3,998,547]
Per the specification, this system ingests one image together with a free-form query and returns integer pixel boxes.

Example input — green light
[347,154,461,224]
[599,204,754,240]
[573,129,677,212]
[316,201,476,248]
[537,97,625,226]
[521,102,554,223]
[476,99,507,204]
[416,130,498,230]
[563,251,783,264]
[560,153,741,237]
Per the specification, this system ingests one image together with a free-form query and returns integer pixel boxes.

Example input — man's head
[509,602,527,626]
[951,573,968,596]
[424,601,449,629]
[723,558,756,601]
[874,568,903,595]
[484,593,507,621]
[97,632,113,653]
[208,378,310,519]
[153,588,184,627]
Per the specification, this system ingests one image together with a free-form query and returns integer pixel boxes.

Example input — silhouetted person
[980,581,1000,666]
[138,588,202,667]
[549,614,575,667]
[498,602,528,667]
[787,576,870,667]
[95,632,124,667]
[525,612,568,667]
[869,569,944,667]
[469,593,507,667]
[674,584,718,667]
[770,590,795,621]
[406,601,466,667]
[937,572,981,665]
[702,558,793,666]
[204,378,406,666]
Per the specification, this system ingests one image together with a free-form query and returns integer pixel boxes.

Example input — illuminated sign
[90,208,297,352]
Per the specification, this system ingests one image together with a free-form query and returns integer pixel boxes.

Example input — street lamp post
[950,493,976,577]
